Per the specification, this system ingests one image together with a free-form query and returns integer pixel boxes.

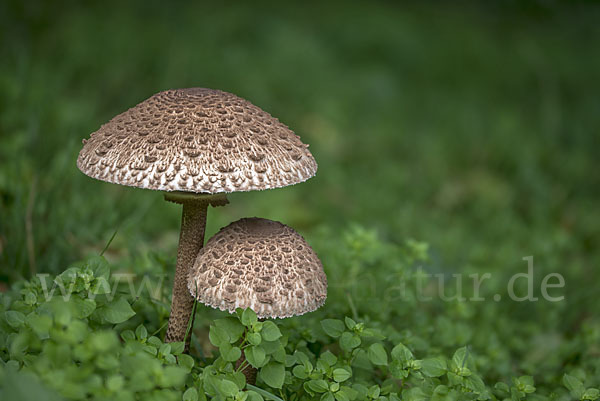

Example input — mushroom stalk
[165,198,208,348]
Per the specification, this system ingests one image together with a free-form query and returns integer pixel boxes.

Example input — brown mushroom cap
[77,88,317,193]
[188,217,327,318]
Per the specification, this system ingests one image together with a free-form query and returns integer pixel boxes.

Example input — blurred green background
[1,0,599,343]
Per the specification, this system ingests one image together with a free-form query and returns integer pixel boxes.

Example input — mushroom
[77,88,317,347]
[188,217,327,383]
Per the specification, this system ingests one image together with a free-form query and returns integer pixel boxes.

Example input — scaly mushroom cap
[188,218,327,318]
[77,88,317,193]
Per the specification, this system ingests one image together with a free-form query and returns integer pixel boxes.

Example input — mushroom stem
[165,198,208,349]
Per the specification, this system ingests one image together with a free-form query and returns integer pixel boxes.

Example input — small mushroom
[188,217,327,384]
[77,88,318,350]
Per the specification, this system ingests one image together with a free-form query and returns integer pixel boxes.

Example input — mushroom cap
[188,217,327,318]
[77,88,317,193]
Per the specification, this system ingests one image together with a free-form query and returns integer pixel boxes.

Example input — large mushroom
[77,88,317,347]
[188,217,327,383]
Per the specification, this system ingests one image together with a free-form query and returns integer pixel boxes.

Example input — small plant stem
[183,294,199,348]
[236,351,258,385]
[236,359,250,373]
[25,176,36,275]
[152,321,169,337]
[346,291,358,321]
[100,227,119,256]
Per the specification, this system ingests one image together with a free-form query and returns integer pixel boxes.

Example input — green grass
[1,1,599,400]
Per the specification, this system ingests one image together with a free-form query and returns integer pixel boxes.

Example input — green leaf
[121,330,135,342]
[293,365,308,379]
[344,317,357,330]
[247,332,262,345]
[402,387,428,401]
[98,297,135,324]
[159,343,172,356]
[420,357,447,377]
[465,374,487,394]
[91,277,111,295]
[583,388,600,401]
[71,297,96,318]
[106,374,124,392]
[87,255,110,280]
[135,324,148,340]
[50,300,72,326]
[495,382,510,394]
[431,385,455,401]
[209,325,230,347]
[323,392,336,401]
[220,343,242,362]
[24,291,37,306]
[320,351,338,367]
[247,390,266,401]
[183,387,199,401]
[170,341,185,355]
[26,313,52,339]
[261,321,282,342]
[261,340,282,355]
[147,336,162,347]
[518,375,534,387]
[89,330,118,352]
[272,344,287,362]
[389,360,409,379]
[391,343,414,363]
[360,328,386,340]
[451,346,469,369]
[242,308,258,326]
[321,319,345,338]
[563,374,585,398]
[333,368,352,382]
[0,369,65,401]
[352,384,368,400]
[219,379,240,397]
[246,345,267,368]
[337,386,358,401]
[307,379,329,393]
[231,371,246,390]
[260,362,285,389]
[339,332,361,351]
[294,351,310,365]
[271,345,286,365]
[447,372,462,387]
[368,343,388,366]
[215,317,245,343]
[368,385,381,399]
[55,267,79,287]
[142,344,158,356]
[5,310,26,329]
[178,354,195,371]
[246,384,283,401]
